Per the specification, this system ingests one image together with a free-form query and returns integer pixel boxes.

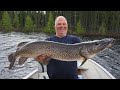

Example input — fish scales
[15,41,82,61]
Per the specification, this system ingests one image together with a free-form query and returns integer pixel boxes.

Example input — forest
[0,11,120,37]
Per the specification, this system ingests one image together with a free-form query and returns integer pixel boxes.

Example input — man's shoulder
[68,35,79,38]
[68,35,81,40]
[68,35,82,43]
[46,36,56,41]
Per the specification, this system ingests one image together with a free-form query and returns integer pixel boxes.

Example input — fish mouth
[107,38,116,48]
[97,38,116,50]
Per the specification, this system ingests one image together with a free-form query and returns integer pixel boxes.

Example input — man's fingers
[35,54,49,61]
[35,54,51,65]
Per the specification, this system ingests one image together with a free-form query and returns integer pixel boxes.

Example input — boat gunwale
[23,69,38,79]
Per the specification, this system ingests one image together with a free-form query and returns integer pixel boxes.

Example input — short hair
[55,16,68,26]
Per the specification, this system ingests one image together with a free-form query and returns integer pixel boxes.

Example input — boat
[22,59,116,79]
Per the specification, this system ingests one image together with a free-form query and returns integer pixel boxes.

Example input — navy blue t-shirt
[46,35,81,79]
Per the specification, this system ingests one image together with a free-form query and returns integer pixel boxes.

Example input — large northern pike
[8,38,115,69]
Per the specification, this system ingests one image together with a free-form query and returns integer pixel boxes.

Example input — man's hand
[35,54,50,65]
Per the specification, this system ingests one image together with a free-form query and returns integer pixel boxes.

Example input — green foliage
[19,11,26,29]
[24,15,34,33]
[13,12,20,29]
[1,11,13,32]
[0,21,1,30]
[76,20,85,35]
[44,12,55,34]
[99,22,107,35]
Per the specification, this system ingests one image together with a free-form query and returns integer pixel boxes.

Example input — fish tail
[8,52,16,62]
[8,52,16,69]
[9,58,16,69]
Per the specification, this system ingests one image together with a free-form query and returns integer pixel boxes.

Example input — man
[36,16,82,79]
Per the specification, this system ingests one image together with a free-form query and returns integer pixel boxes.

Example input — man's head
[54,16,68,38]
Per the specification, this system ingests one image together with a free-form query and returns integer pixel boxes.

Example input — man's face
[55,18,68,37]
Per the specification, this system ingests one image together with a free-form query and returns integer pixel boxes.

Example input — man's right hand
[35,54,50,65]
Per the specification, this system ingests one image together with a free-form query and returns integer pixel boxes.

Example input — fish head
[92,38,115,53]
[79,38,115,58]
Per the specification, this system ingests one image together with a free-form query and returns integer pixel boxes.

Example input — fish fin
[17,42,28,50]
[17,41,28,47]
[9,57,16,70]
[18,57,28,65]
[79,48,88,66]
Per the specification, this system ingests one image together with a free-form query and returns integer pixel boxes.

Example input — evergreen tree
[24,15,34,33]
[19,11,27,31]
[1,11,13,32]
[99,22,107,35]
[0,21,2,31]
[44,12,55,34]
[76,20,85,35]
[13,12,20,31]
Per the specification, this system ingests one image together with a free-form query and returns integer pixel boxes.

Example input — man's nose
[60,25,65,29]
[60,24,65,27]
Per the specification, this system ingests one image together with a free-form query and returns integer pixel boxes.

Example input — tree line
[0,11,120,37]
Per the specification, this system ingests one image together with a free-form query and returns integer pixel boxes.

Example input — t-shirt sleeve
[73,36,82,43]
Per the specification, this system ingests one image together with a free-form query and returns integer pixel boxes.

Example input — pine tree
[0,21,2,31]
[1,11,13,32]
[44,12,55,34]
[99,22,107,35]
[76,20,85,35]
[13,12,20,31]
[24,15,34,33]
